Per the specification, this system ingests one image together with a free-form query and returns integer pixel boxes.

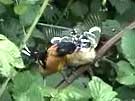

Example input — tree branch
[56,21,135,89]
[56,63,91,89]
[95,21,135,60]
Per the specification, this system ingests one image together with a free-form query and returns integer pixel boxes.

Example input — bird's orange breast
[45,55,64,74]
[41,44,67,74]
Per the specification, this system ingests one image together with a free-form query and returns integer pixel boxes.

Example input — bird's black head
[56,42,76,56]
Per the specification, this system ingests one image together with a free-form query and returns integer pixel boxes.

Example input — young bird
[22,26,101,75]
[22,42,76,74]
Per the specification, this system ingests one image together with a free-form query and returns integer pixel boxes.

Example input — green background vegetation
[0,0,135,101]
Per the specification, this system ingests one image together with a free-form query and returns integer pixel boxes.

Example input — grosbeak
[22,26,101,75]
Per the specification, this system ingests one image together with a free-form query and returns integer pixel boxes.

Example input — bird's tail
[21,45,39,60]
[21,45,46,67]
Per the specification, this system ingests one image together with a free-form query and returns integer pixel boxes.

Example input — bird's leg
[59,65,76,84]
[87,67,94,76]
[60,70,71,84]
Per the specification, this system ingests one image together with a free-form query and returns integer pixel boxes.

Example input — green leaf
[121,29,135,67]
[45,76,90,101]
[51,86,90,101]
[0,0,13,5]
[14,84,44,101]
[20,5,40,26]
[43,6,61,23]
[116,86,135,100]
[46,73,63,87]
[14,0,40,16]
[102,20,121,37]
[116,61,135,85]
[19,0,40,5]
[90,0,102,13]
[0,88,12,101]
[42,86,58,98]
[26,84,44,101]
[0,18,23,45]
[12,71,44,101]
[0,34,24,77]
[109,0,132,14]
[115,3,135,25]
[71,77,89,90]
[70,1,88,18]
[14,4,29,15]
[0,3,6,15]
[88,76,118,101]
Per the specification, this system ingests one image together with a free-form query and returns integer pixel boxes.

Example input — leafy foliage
[70,1,88,18]
[50,86,90,101]
[43,5,62,24]
[0,0,13,5]
[116,86,135,100]
[88,76,119,101]
[102,20,121,37]
[121,29,135,67]
[109,0,132,14]
[0,34,24,77]
[0,0,135,101]
[12,71,44,101]
[0,18,24,45]
[116,61,135,85]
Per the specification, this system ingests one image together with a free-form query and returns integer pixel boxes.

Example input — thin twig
[20,0,50,50]
[37,23,72,30]
[0,78,10,98]
[56,21,135,89]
